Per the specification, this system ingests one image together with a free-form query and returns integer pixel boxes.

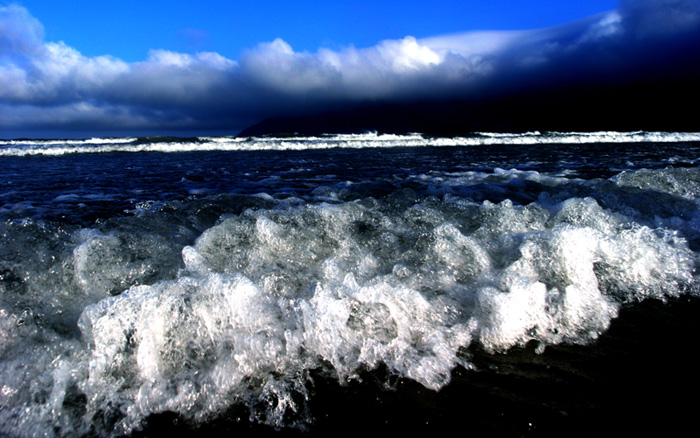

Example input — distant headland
[238,79,700,137]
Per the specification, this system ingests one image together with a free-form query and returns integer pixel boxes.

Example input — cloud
[620,0,700,37]
[0,3,43,57]
[1,1,699,137]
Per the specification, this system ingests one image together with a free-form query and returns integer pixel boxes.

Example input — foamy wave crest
[1,166,698,436]
[1,131,700,156]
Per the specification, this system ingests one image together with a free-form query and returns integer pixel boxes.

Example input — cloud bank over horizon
[1,1,700,137]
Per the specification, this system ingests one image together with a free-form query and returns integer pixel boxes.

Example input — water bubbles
[1,159,699,436]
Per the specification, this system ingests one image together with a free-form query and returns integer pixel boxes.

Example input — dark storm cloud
[1,1,699,137]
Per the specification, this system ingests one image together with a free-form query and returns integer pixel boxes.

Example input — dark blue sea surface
[1,133,700,437]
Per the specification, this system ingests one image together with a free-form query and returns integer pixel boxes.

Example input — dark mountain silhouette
[238,76,700,137]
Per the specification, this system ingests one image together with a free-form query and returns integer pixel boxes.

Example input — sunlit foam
[1,165,699,436]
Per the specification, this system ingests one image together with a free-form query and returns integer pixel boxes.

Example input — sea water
[1,132,700,436]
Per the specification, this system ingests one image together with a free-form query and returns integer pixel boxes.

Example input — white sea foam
[1,131,700,156]
[1,165,699,436]
[0,163,700,436]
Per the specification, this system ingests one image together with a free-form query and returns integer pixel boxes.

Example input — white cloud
[1,1,699,135]
[376,36,443,72]
[241,38,341,93]
[577,11,623,43]
[421,30,526,58]
[0,63,28,99]
[0,4,43,57]
[147,49,197,67]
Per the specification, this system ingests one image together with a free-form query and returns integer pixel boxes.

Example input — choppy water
[1,132,700,437]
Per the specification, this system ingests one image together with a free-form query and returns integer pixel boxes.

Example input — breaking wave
[2,159,699,436]
[2,131,700,156]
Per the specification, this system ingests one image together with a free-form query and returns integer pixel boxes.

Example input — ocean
[1,131,700,437]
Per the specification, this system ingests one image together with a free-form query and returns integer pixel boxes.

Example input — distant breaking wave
[2,131,700,156]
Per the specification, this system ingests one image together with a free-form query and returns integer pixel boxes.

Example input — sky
[1,0,699,138]
[9,1,620,61]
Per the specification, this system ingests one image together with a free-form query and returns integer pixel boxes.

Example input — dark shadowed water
[1,134,699,437]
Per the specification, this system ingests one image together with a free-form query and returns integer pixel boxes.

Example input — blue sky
[15,1,619,61]
[1,1,699,137]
